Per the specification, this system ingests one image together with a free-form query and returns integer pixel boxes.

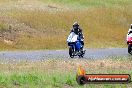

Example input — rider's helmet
[128,24,132,35]
[73,22,79,34]
[128,29,132,34]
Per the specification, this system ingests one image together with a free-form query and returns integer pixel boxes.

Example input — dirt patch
[0,15,44,45]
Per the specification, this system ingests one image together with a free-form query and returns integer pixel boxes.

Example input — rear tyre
[128,44,132,54]
[69,47,74,58]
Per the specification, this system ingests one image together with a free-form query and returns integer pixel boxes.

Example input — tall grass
[0,0,132,49]
[7,6,132,49]
[0,0,8,3]
[0,22,15,50]
[0,22,7,31]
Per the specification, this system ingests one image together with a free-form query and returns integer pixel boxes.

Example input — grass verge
[0,57,131,88]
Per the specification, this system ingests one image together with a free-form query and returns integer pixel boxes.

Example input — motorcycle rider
[127,24,132,44]
[67,22,84,49]
[128,24,132,35]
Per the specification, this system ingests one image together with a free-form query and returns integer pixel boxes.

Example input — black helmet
[73,22,79,34]
[73,22,79,29]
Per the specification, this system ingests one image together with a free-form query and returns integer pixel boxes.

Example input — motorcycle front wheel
[69,47,74,58]
[128,44,132,54]
[78,49,85,58]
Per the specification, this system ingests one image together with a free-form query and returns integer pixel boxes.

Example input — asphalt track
[0,48,130,61]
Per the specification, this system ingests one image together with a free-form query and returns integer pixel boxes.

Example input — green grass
[0,57,131,88]
[40,0,132,9]
[0,72,76,88]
